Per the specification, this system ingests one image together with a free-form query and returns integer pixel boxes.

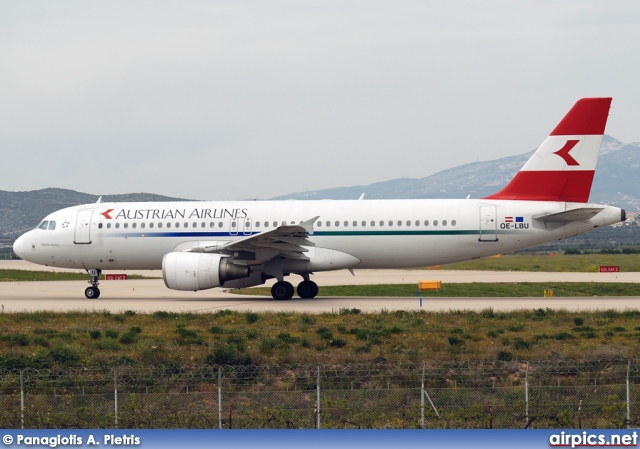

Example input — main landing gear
[84,268,102,299]
[270,278,319,300]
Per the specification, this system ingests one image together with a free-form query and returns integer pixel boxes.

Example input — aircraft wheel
[271,281,294,300]
[85,287,100,299]
[297,280,319,299]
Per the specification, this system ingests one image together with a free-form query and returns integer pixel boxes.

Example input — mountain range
[1,135,638,241]
[272,136,640,213]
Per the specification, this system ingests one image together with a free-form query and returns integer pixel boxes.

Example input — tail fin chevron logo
[553,140,580,166]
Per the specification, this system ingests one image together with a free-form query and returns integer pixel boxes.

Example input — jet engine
[162,252,250,291]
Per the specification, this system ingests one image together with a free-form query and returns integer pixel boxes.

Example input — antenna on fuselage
[358,193,365,200]
[96,196,102,203]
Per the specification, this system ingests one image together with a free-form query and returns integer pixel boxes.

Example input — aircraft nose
[13,235,25,259]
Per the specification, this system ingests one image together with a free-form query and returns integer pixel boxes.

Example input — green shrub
[120,332,136,345]
[89,330,102,340]
[245,312,259,324]
[317,327,333,340]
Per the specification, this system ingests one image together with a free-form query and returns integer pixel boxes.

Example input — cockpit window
[38,221,49,230]
[48,221,56,230]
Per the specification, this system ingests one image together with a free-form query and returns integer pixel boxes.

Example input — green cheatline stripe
[312,230,497,236]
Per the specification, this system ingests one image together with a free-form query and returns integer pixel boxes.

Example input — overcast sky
[1,1,639,200]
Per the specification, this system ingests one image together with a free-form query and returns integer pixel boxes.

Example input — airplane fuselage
[14,199,624,275]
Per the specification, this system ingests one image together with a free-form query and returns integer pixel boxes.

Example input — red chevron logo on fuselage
[553,140,580,166]
[100,209,115,219]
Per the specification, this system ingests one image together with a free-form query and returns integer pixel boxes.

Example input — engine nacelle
[162,252,250,291]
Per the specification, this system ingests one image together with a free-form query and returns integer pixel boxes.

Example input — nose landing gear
[84,268,102,299]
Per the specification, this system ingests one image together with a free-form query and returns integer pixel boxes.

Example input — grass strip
[235,282,640,297]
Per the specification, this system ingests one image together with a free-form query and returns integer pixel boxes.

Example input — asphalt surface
[1,260,639,313]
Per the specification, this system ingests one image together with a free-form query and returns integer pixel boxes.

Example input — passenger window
[406,220,411,226]
[184,222,189,228]
[424,220,429,226]
[317,221,322,227]
[38,221,49,230]
[397,220,402,226]
[256,222,261,228]
[361,221,366,227]
[433,220,438,226]
[344,221,348,227]
[158,223,162,229]
[370,221,375,227]
[452,220,457,226]
[107,223,111,229]
[124,223,129,229]
[335,221,339,227]
[193,222,197,228]
[209,222,213,228]
[132,223,137,229]
[231,222,236,228]
[149,223,154,229]
[443,220,447,226]
[415,220,420,226]
[202,222,206,228]
[115,223,120,229]
[326,221,330,227]
[264,221,268,227]
[219,222,224,228]
[176,223,180,228]
[99,223,103,229]
[48,221,56,230]
[141,223,145,229]
[166,223,170,229]
[353,221,357,227]
[380,220,384,226]
[389,220,393,226]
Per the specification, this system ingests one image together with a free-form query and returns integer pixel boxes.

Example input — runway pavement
[1,260,639,313]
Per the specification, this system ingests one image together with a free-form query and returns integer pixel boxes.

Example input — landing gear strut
[85,268,101,299]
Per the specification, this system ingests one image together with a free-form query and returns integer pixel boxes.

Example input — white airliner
[13,98,625,300]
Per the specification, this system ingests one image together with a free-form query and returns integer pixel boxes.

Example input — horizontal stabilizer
[533,207,604,222]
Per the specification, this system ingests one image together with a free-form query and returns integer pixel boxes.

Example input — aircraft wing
[533,207,604,222]
[188,216,319,263]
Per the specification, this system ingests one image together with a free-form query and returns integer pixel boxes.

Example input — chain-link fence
[1,359,638,429]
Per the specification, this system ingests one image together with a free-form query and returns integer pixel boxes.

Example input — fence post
[627,360,631,429]
[316,366,321,429]
[20,370,24,429]
[218,366,222,430]
[421,363,425,428]
[114,368,118,429]
[525,362,529,425]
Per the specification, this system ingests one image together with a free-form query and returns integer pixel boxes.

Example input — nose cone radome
[13,235,25,260]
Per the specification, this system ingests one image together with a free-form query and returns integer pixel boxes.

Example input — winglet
[484,98,612,202]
